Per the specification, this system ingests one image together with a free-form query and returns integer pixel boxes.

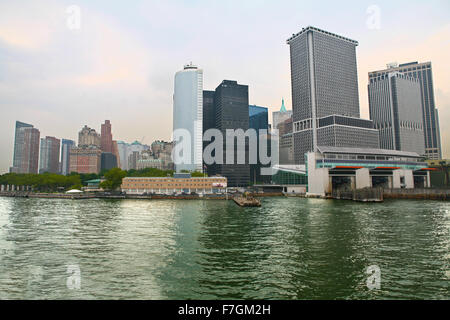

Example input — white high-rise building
[173,63,203,172]
[116,140,150,170]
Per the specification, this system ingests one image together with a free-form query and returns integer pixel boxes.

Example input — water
[0,197,448,300]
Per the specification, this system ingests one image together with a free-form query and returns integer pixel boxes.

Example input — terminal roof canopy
[317,146,420,158]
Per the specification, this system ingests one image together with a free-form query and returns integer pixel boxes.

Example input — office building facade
[369,62,442,159]
[121,175,227,195]
[39,136,61,174]
[10,121,40,174]
[202,91,216,134]
[61,139,75,175]
[100,152,118,172]
[249,105,271,184]
[287,26,379,164]
[78,125,101,147]
[368,72,425,155]
[116,141,150,170]
[69,146,102,174]
[100,120,113,153]
[210,80,250,187]
[173,63,203,172]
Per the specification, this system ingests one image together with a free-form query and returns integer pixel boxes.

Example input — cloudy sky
[0,0,449,173]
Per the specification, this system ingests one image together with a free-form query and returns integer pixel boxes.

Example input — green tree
[100,168,127,190]
[191,171,207,177]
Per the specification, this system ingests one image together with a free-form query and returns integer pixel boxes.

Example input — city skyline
[0,0,449,173]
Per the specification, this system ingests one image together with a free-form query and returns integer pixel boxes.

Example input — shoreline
[0,191,286,201]
[0,189,448,201]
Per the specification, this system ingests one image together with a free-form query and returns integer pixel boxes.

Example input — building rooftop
[287,26,358,45]
[317,146,421,158]
[184,62,198,70]
[123,176,226,180]
[369,61,432,75]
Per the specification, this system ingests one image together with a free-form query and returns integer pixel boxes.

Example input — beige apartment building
[121,175,227,195]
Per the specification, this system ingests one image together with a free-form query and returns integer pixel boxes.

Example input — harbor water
[0,197,448,299]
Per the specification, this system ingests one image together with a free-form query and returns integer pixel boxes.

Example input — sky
[0,0,449,173]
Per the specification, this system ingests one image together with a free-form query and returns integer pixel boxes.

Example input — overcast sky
[0,0,449,173]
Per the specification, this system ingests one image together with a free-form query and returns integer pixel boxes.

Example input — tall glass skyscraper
[203,80,250,187]
[369,62,442,159]
[61,139,75,175]
[39,136,61,174]
[287,26,379,164]
[249,105,270,184]
[173,63,203,172]
[249,105,268,132]
[10,121,40,174]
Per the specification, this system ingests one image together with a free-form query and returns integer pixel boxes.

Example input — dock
[233,196,261,207]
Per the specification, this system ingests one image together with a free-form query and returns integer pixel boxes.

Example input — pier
[233,196,261,207]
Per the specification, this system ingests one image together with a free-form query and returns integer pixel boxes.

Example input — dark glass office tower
[202,90,216,176]
[204,80,250,187]
[203,91,216,133]
[249,105,270,184]
[249,105,268,131]
[369,62,442,159]
[287,26,379,164]
[61,139,75,176]
[101,152,118,172]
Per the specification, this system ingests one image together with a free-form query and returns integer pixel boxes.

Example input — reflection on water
[0,197,448,299]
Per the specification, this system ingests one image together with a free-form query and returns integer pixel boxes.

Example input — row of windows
[399,121,423,131]
[125,178,225,182]
[294,119,313,131]
[323,153,421,162]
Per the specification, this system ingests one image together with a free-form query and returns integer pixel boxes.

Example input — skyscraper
[70,125,102,174]
[173,63,203,172]
[112,140,120,169]
[368,72,425,155]
[369,62,442,159]
[100,153,118,172]
[249,105,270,184]
[39,136,61,174]
[61,139,75,175]
[202,90,216,176]
[202,91,216,135]
[78,125,101,147]
[212,80,250,187]
[249,105,269,132]
[116,141,150,170]
[101,120,113,153]
[287,26,379,164]
[10,121,40,174]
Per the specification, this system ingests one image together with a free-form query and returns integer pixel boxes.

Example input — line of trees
[0,167,207,192]
[0,173,82,192]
